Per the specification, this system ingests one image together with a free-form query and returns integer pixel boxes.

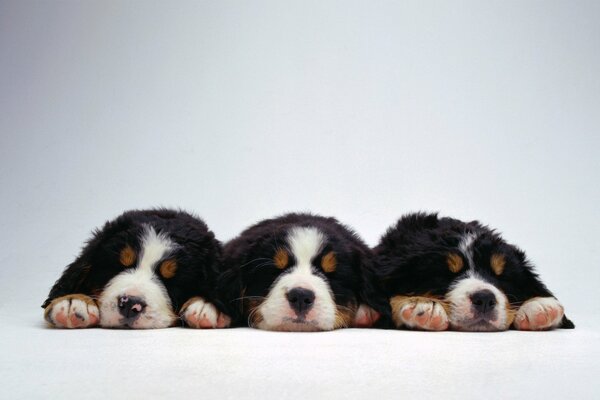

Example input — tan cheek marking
[321,251,337,273]
[119,246,136,267]
[247,299,264,327]
[334,304,356,329]
[491,253,506,275]
[273,248,289,269]
[505,301,516,327]
[160,259,177,278]
[447,253,464,273]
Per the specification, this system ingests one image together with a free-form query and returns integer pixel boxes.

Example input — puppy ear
[508,246,574,329]
[214,265,245,326]
[559,315,575,329]
[510,246,556,300]
[42,217,128,309]
[42,258,92,308]
[356,249,392,325]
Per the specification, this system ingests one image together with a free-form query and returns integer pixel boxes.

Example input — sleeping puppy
[42,209,230,329]
[214,213,389,331]
[374,212,574,331]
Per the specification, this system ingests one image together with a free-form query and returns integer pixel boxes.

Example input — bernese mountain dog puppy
[374,212,574,332]
[42,209,231,329]
[215,213,390,331]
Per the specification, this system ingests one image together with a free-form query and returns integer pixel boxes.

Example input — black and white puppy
[374,213,574,331]
[42,209,230,329]
[216,213,389,331]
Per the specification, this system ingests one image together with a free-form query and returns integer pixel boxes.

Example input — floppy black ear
[185,231,225,303]
[42,217,126,309]
[560,315,575,329]
[214,265,245,326]
[41,257,92,308]
[509,246,575,329]
[355,248,392,326]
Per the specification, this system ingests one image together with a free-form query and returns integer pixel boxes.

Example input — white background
[1,1,599,399]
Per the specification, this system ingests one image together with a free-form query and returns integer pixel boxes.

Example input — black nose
[118,296,146,320]
[286,288,315,316]
[470,290,497,315]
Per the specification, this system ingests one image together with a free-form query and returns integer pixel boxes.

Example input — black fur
[216,213,391,328]
[42,208,223,319]
[374,212,574,329]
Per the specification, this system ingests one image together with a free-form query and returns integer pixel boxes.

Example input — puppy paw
[44,294,99,328]
[391,296,449,331]
[180,297,231,329]
[352,304,381,328]
[514,297,564,331]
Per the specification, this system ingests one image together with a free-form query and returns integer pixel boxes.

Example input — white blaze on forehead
[137,225,177,273]
[287,226,325,268]
[458,232,477,271]
[447,232,511,331]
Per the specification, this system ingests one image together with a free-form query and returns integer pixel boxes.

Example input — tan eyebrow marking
[119,245,136,267]
[273,248,289,269]
[321,251,337,273]
[159,259,177,278]
[491,253,506,275]
[447,253,464,273]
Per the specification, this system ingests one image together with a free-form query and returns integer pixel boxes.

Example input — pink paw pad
[401,307,414,320]
[197,317,214,329]
[216,313,231,329]
[353,305,381,328]
[55,311,68,327]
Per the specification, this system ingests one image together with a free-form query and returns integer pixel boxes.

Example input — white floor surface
[2,304,598,400]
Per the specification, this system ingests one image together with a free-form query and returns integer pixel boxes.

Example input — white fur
[446,272,509,331]
[256,227,337,331]
[182,298,219,327]
[458,232,477,271]
[99,225,176,329]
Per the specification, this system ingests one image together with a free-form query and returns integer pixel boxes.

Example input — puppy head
[440,232,530,331]
[225,217,374,331]
[376,214,554,331]
[374,213,574,331]
[44,210,221,329]
[95,224,181,328]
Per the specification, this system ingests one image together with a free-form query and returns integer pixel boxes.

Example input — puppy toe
[181,297,231,329]
[45,295,99,328]
[352,304,381,328]
[392,297,448,331]
[428,302,449,330]
[216,313,232,329]
[514,297,564,331]
[401,305,415,321]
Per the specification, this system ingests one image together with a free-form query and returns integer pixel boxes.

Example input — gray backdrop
[1,1,598,320]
